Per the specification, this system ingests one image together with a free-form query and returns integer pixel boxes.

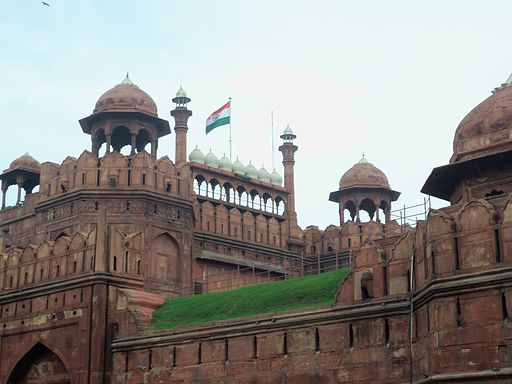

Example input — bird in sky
[42,2,50,6]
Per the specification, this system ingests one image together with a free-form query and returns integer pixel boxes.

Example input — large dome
[93,74,158,117]
[451,82,512,163]
[339,157,390,190]
[8,153,41,172]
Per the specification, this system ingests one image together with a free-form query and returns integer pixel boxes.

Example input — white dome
[283,125,293,135]
[189,146,205,164]
[245,161,258,179]
[218,154,232,172]
[358,154,368,164]
[176,86,187,97]
[205,150,219,167]
[258,166,271,183]
[270,170,283,186]
[233,157,245,174]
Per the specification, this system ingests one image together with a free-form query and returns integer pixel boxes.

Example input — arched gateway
[7,343,71,384]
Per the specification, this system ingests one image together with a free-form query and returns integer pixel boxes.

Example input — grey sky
[1,1,511,228]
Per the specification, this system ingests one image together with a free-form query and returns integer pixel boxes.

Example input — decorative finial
[121,73,134,85]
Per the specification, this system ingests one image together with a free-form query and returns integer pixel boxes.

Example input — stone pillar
[151,140,157,157]
[375,204,380,222]
[106,134,112,154]
[91,138,99,156]
[16,177,24,205]
[385,206,391,223]
[355,204,360,222]
[339,203,344,225]
[130,133,137,156]
[1,183,7,209]
[171,107,192,165]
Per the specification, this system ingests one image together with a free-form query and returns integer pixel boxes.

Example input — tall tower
[171,87,192,165]
[279,125,303,251]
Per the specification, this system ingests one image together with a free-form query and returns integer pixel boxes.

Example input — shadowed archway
[7,343,71,384]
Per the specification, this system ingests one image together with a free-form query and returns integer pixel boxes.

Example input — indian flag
[205,101,231,134]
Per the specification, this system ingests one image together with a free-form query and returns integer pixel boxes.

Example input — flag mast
[229,97,232,160]
[271,110,275,170]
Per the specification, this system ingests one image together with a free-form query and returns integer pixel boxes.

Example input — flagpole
[229,97,232,160]
[271,110,275,170]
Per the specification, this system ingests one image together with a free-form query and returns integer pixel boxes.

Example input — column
[91,138,99,156]
[130,133,137,156]
[355,203,360,222]
[106,134,112,154]
[16,179,23,205]
[385,206,391,223]
[1,183,7,209]
[151,140,157,157]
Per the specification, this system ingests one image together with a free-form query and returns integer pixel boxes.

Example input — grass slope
[149,268,351,330]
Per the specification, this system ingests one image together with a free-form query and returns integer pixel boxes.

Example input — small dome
[94,74,158,117]
[9,153,41,172]
[283,125,293,135]
[258,166,271,183]
[339,158,390,190]
[451,80,512,163]
[189,146,205,164]
[176,86,187,98]
[205,150,219,167]
[245,161,258,179]
[233,157,245,174]
[270,170,283,186]
[218,154,233,171]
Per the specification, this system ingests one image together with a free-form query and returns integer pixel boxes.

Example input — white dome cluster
[188,147,282,186]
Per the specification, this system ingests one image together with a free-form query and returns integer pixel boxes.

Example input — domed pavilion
[329,156,400,224]
[422,74,512,203]
[79,74,171,157]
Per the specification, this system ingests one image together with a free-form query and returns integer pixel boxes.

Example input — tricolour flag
[205,101,231,134]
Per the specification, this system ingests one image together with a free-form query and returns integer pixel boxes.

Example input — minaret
[279,125,303,251]
[279,124,298,213]
[171,87,192,165]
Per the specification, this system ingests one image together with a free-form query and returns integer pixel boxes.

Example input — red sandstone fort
[1,73,512,383]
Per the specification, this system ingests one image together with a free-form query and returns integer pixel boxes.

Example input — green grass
[148,268,351,331]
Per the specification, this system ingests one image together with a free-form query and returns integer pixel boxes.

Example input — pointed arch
[229,208,242,239]
[6,342,71,384]
[69,233,87,274]
[152,233,180,281]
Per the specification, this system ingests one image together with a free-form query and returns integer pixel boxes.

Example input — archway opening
[111,126,131,155]
[8,343,71,384]
[360,198,376,222]
[344,200,356,222]
[379,200,389,224]
[136,129,151,153]
[152,233,180,281]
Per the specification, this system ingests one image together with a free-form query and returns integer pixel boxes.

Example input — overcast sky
[1,1,512,229]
